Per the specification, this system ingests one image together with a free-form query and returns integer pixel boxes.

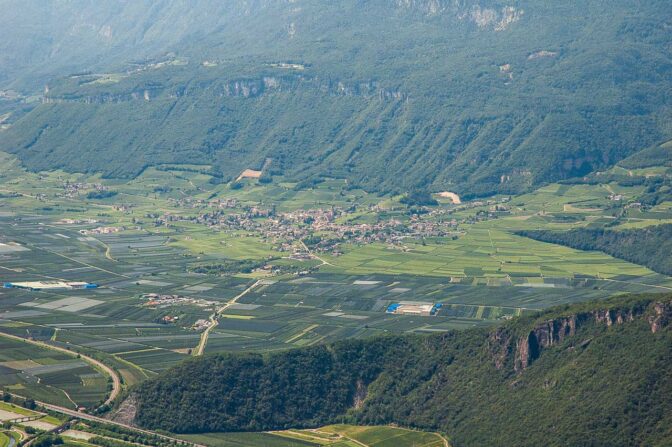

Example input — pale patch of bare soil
[437,191,462,204]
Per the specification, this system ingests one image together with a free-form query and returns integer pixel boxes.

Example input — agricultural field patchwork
[322,227,661,281]
[180,425,447,447]
[0,336,108,409]
[1,151,671,407]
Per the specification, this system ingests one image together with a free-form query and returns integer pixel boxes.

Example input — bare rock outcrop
[513,316,577,372]
[649,301,672,333]
[43,74,408,105]
[491,298,672,373]
[353,379,368,410]
[488,327,512,370]
[110,395,139,426]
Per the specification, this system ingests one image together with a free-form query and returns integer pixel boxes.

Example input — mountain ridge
[1,0,671,196]
[126,293,672,446]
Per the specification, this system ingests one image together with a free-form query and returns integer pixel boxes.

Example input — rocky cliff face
[42,73,408,105]
[394,0,524,30]
[488,298,672,373]
[513,315,580,371]
[649,301,672,333]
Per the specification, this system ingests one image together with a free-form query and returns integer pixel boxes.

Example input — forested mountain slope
[2,0,672,196]
[518,224,672,276]
[128,294,672,447]
[0,0,295,90]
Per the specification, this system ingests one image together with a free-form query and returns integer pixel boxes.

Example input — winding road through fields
[0,389,204,447]
[0,331,121,408]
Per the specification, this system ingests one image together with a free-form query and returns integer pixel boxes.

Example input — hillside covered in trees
[129,294,672,447]
[2,0,672,196]
[517,224,672,276]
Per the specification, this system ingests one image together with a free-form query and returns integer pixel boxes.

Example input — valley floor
[0,149,670,413]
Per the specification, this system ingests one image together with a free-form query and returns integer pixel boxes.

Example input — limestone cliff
[487,297,672,373]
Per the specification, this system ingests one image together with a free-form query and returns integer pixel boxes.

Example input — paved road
[38,403,204,447]
[194,280,261,356]
[0,390,203,447]
[0,332,121,408]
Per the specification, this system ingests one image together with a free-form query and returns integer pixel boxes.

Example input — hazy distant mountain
[0,0,284,90]
[2,0,671,196]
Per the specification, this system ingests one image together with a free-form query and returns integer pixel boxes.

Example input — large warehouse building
[386,301,442,316]
[3,281,98,291]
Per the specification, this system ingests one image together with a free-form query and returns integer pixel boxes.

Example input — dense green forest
[131,294,672,447]
[2,0,672,196]
[517,225,672,275]
[619,141,672,170]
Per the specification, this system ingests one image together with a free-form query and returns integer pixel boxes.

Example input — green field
[0,401,40,417]
[180,432,332,447]
[0,336,108,409]
[179,425,446,447]
[322,228,658,280]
